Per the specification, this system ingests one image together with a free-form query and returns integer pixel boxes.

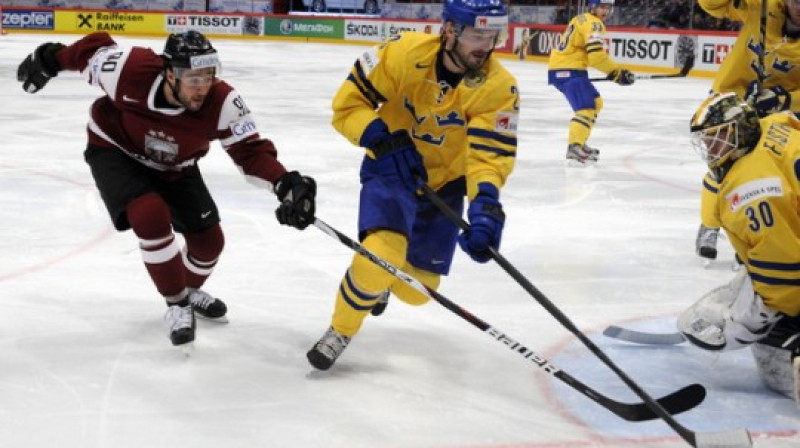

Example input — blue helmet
[442,0,508,33]
[587,0,614,8]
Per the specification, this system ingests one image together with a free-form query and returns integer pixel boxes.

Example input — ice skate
[566,143,599,167]
[370,290,390,316]
[188,288,228,323]
[307,326,351,371]
[695,225,719,261]
[164,304,196,350]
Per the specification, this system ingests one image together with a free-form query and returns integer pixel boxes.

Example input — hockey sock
[182,224,224,288]
[331,230,408,336]
[127,193,186,301]
[568,108,597,147]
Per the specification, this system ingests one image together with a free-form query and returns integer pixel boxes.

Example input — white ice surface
[0,34,798,448]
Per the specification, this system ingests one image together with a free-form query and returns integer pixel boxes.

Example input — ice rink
[1,33,798,448]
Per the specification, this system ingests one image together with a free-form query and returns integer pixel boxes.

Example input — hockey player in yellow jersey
[306,0,519,370]
[547,0,634,166]
[680,92,800,399]
[701,0,800,115]
[695,0,800,260]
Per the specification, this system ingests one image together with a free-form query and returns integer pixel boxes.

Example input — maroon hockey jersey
[56,32,287,185]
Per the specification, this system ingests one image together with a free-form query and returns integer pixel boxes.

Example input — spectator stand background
[0,0,742,28]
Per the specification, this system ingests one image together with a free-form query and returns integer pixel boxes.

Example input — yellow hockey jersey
[701,0,800,111]
[332,32,519,199]
[547,12,618,74]
[713,113,800,316]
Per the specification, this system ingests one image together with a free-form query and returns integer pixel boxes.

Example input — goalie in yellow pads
[679,92,800,402]
[307,0,520,370]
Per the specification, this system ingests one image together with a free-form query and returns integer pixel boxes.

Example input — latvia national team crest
[145,130,179,164]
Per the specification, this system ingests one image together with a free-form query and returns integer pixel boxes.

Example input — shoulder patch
[494,112,518,134]
[229,116,258,141]
[359,47,380,75]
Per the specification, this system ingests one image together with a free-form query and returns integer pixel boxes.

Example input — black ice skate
[307,326,351,371]
[566,143,599,166]
[370,290,390,316]
[188,288,228,323]
[164,304,196,347]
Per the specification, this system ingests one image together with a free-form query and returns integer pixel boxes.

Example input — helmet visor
[473,14,508,47]
[174,67,216,88]
[691,122,738,168]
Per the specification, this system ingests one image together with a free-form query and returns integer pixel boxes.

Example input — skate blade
[793,357,800,407]
[178,342,195,357]
[196,314,229,324]
[565,159,597,168]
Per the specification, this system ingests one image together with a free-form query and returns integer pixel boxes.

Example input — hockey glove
[745,81,791,117]
[607,69,635,86]
[370,130,427,192]
[17,42,65,94]
[458,183,505,263]
[274,171,317,230]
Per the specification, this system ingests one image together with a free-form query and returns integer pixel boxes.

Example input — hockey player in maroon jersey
[16,31,317,349]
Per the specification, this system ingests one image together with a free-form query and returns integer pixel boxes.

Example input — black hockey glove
[608,68,635,86]
[745,81,791,117]
[370,130,427,192]
[17,42,65,94]
[458,183,505,263]
[275,171,317,230]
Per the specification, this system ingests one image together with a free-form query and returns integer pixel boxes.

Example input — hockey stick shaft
[419,184,751,447]
[757,0,767,86]
[312,218,704,423]
[590,55,695,82]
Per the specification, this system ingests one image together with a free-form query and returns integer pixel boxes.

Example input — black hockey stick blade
[603,326,687,345]
[601,383,705,422]
[679,54,696,76]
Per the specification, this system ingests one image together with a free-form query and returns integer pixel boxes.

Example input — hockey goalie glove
[17,42,65,94]
[458,183,505,263]
[370,130,427,192]
[607,68,635,86]
[745,81,791,117]
[275,171,317,230]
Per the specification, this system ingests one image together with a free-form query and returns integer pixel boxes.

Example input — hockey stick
[312,218,704,422]
[757,0,768,88]
[603,326,688,346]
[418,184,752,448]
[589,54,695,82]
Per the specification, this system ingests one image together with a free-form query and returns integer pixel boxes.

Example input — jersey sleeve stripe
[347,73,380,110]
[749,272,800,286]
[748,258,800,271]
[467,128,517,146]
[353,60,387,104]
[703,178,719,193]
[469,143,516,157]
